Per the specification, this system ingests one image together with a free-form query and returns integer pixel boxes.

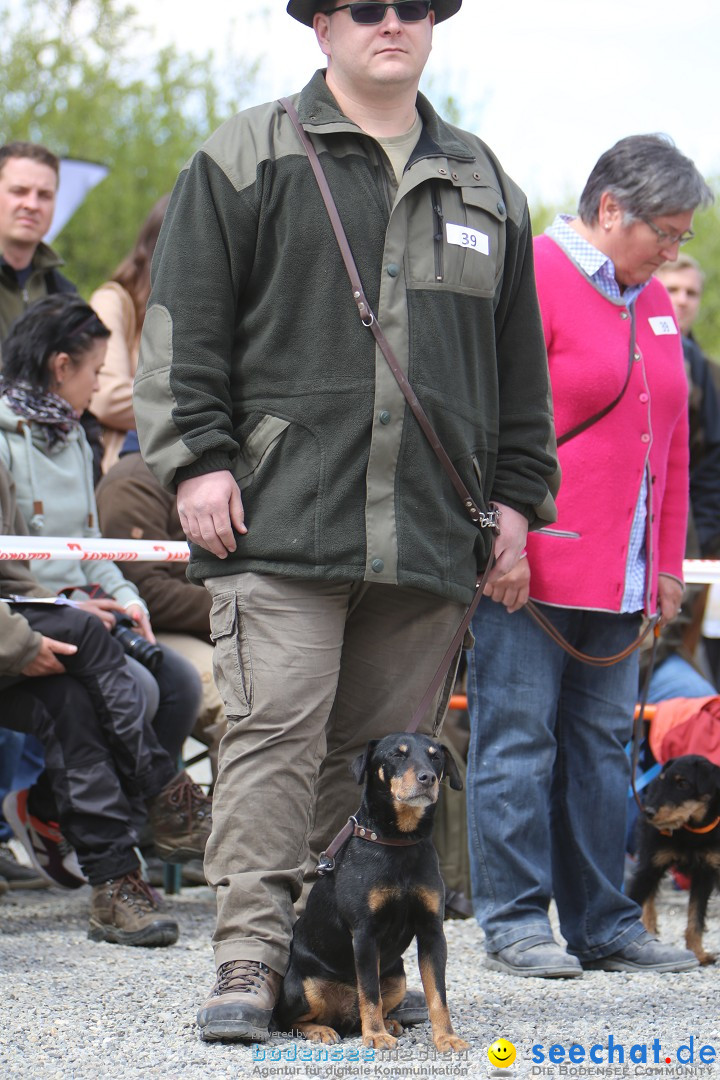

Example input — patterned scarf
[0,380,79,450]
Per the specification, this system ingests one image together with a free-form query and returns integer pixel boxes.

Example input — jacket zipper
[431,183,444,282]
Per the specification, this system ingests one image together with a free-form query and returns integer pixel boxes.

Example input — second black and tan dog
[275,732,469,1052]
[629,754,720,965]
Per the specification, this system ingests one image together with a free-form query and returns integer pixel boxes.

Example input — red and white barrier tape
[1,539,719,584]
[0,536,189,562]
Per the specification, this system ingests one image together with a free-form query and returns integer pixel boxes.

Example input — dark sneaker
[0,842,49,889]
[148,771,212,863]
[197,960,282,1042]
[387,988,428,1026]
[88,871,179,947]
[2,790,87,890]
[487,935,583,978]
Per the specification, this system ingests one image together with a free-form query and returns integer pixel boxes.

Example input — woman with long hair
[90,194,170,472]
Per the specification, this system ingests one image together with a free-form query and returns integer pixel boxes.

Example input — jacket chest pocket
[406,182,507,298]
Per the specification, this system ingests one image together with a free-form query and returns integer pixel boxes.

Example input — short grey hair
[578,134,714,226]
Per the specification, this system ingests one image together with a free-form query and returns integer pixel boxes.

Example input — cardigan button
[639,393,649,403]
[620,311,629,320]
[371,558,385,573]
[641,433,650,443]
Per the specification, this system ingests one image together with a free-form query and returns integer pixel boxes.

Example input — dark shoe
[2,790,86,889]
[387,988,428,1026]
[88,871,179,947]
[582,931,699,973]
[444,887,473,920]
[148,771,212,863]
[487,935,583,978]
[197,960,282,1042]
[0,842,49,889]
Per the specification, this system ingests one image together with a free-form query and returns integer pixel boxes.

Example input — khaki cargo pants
[204,572,465,975]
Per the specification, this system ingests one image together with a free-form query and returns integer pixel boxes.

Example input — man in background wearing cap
[135,0,557,1042]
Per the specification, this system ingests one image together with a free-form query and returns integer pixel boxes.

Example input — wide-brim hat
[287,1,462,27]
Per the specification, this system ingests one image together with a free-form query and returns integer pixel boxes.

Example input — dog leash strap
[525,600,659,667]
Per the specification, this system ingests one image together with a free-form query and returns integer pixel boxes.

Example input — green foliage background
[2,0,719,357]
[0,0,256,298]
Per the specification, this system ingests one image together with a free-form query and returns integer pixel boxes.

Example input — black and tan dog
[275,732,469,1052]
[629,754,720,965]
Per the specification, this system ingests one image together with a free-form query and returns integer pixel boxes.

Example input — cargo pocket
[208,593,253,720]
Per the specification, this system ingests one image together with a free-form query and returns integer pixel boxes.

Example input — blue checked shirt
[546,215,649,613]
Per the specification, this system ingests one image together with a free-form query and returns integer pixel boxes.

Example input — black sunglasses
[320,2,432,24]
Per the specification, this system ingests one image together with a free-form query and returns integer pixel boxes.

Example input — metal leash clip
[480,504,502,529]
[316,852,335,876]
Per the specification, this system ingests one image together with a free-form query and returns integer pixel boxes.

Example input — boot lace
[214,960,270,996]
[109,870,159,913]
[168,775,212,824]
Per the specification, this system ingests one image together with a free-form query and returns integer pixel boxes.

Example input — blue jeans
[647,653,716,703]
[466,598,646,961]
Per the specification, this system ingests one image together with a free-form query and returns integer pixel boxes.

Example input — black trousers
[0,604,176,884]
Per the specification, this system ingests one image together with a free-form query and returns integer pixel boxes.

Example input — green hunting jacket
[0,243,76,349]
[135,71,558,605]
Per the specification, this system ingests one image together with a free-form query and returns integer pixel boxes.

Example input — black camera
[112,614,164,674]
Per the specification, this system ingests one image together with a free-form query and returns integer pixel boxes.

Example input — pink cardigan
[526,236,689,615]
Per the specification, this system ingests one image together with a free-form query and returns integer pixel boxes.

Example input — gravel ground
[1,880,718,1080]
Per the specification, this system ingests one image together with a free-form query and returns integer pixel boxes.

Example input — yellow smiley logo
[488,1038,517,1068]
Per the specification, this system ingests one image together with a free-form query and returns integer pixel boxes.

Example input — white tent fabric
[44,158,109,243]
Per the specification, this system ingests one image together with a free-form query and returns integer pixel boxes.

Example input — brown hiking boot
[197,960,282,1042]
[88,871,179,947]
[148,771,212,863]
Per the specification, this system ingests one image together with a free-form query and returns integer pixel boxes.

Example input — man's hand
[177,471,247,559]
[21,636,78,677]
[658,574,684,625]
[75,597,126,632]
[483,558,530,613]
[487,502,529,583]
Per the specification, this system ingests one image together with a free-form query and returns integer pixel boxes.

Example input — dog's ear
[351,740,379,785]
[439,743,463,790]
[696,755,720,796]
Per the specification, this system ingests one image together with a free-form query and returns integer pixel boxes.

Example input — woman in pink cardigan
[466,135,714,978]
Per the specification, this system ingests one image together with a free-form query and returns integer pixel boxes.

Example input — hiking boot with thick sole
[148,771,212,863]
[3,790,87,889]
[88,871,179,947]
[197,960,282,1042]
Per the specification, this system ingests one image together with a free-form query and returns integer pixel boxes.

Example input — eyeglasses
[320,2,432,24]
[643,219,695,248]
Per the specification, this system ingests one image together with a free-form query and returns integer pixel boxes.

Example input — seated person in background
[0,294,203,775]
[90,195,170,473]
[96,431,227,785]
[0,458,212,944]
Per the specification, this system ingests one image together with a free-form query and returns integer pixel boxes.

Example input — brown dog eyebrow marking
[427,746,438,756]
[398,743,408,754]
[378,766,385,782]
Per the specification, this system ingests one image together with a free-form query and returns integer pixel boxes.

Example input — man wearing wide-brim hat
[135,0,558,1044]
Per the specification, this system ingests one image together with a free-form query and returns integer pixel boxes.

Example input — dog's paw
[302,1024,342,1044]
[434,1033,470,1053]
[697,951,716,966]
[363,1031,398,1050]
[384,1019,403,1036]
